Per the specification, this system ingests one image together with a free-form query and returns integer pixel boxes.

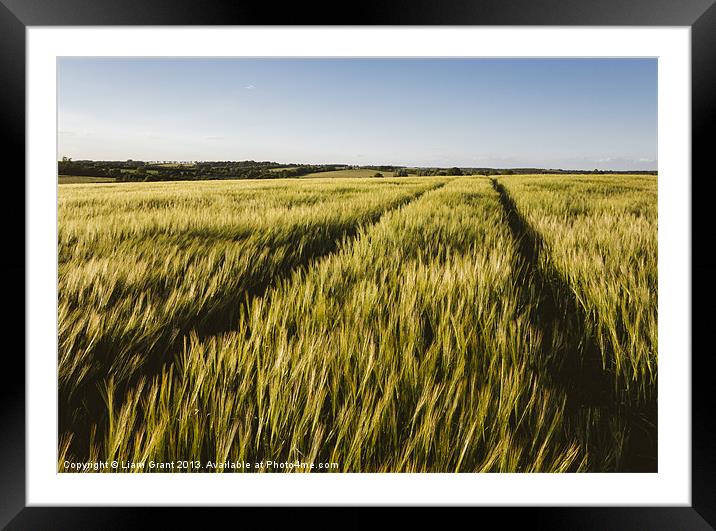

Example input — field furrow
[497,174,657,471]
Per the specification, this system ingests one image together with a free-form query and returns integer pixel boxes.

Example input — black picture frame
[3,1,714,528]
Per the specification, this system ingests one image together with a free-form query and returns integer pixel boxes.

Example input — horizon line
[58,158,658,172]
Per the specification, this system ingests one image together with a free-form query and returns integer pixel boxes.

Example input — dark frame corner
[3,0,714,528]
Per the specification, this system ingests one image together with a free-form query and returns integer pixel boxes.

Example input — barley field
[57,174,657,472]
[58,175,117,184]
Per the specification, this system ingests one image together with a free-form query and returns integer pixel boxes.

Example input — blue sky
[58,58,657,170]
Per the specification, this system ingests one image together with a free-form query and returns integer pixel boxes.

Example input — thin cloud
[244,84,256,90]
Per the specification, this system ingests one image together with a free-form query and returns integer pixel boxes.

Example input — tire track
[491,177,657,472]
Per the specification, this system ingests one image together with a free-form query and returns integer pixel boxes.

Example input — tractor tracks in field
[62,180,451,460]
[194,179,450,339]
[161,180,450,351]
[490,178,657,472]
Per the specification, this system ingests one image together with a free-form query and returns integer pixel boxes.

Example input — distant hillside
[58,159,657,183]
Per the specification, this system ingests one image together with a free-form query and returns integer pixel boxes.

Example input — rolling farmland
[58,174,657,472]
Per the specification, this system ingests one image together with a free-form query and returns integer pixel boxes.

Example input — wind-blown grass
[58,174,657,473]
[66,178,586,472]
[58,177,442,447]
[498,174,657,401]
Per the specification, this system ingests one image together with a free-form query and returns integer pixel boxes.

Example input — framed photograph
[4,0,714,528]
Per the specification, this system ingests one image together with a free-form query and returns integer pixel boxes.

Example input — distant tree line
[57,159,350,182]
[415,167,656,176]
[458,167,658,176]
[414,167,464,176]
[58,158,657,183]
